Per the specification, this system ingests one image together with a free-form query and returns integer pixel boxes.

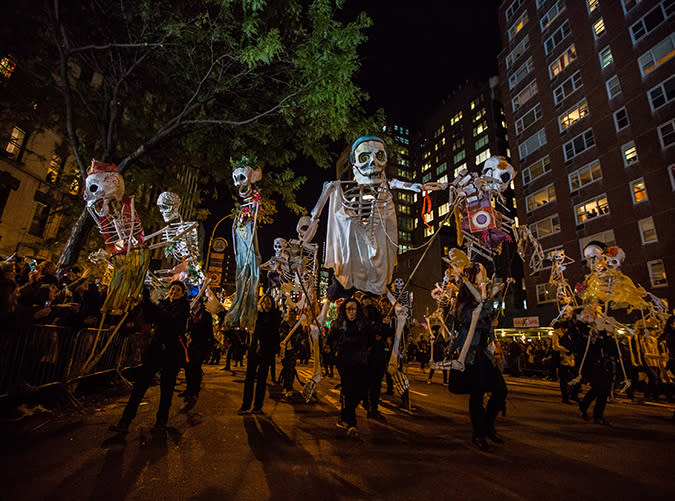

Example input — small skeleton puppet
[81,160,150,373]
[391,277,412,315]
[514,224,545,274]
[263,218,321,400]
[548,249,577,319]
[452,156,518,261]
[145,191,205,292]
[223,157,262,333]
[300,136,444,398]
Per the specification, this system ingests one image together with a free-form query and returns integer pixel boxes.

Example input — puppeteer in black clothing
[238,294,281,414]
[110,281,190,434]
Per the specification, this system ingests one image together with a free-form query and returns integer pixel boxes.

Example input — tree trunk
[57,207,95,273]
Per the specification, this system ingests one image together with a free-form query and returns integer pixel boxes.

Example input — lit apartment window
[629,1,673,45]
[544,20,570,55]
[508,9,528,39]
[579,230,616,258]
[424,212,433,223]
[613,107,630,131]
[474,134,489,150]
[437,174,448,184]
[422,162,431,172]
[509,57,535,89]
[46,155,63,184]
[476,149,491,165]
[512,80,538,111]
[398,204,411,215]
[622,141,639,166]
[553,71,582,105]
[631,178,648,204]
[638,217,658,244]
[540,1,566,32]
[605,75,622,100]
[452,137,464,151]
[522,156,551,185]
[5,126,26,160]
[575,194,609,224]
[526,184,556,212]
[536,283,558,304]
[519,128,547,159]
[638,34,675,77]
[559,98,589,132]
[436,162,447,175]
[563,128,595,161]
[424,226,435,238]
[592,18,606,39]
[532,214,561,239]
[472,120,488,136]
[438,202,450,217]
[647,259,668,288]
[587,0,599,13]
[450,111,462,126]
[569,160,602,191]
[453,150,466,164]
[422,172,432,183]
[516,103,542,135]
[506,35,530,69]
[549,44,577,78]
[598,46,613,69]
[621,0,643,15]
[0,54,17,79]
[657,119,675,149]
[647,75,675,111]
[472,108,486,122]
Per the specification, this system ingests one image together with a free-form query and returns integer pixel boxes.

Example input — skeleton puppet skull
[604,246,625,269]
[583,241,607,272]
[232,165,262,200]
[393,277,405,293]
[273,237,288,257]
[481,156,515,192]
[156,192,181,222]
[84,160,125,218]
[350,136,387,185]
[296,216,313,241]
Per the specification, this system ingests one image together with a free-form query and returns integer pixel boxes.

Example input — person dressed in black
[331,298,368,436]
[109,280,190,434]
[181,297,214,408]
[364,302,391,421]
[238,294,281,415]
[427,325,449,385]
[450,264,507,452]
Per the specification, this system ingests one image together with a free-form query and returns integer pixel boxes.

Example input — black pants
[185,345,208,397]
[559,364,576,402]
[242,354,271,410]
[580,365,611,419]
[368,355,387,413]
[340,365,368,427]
[467,359,507,439]
[120,348,180,427]
[427,368,448,384]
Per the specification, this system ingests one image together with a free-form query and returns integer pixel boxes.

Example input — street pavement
[1,363,674,501]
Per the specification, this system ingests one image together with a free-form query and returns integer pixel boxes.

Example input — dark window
[28,201,50,237]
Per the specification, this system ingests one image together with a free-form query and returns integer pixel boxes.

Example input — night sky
[223,1,503,262]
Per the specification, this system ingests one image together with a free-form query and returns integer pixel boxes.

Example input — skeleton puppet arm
[299,181,338,244]
[388,179,447,193]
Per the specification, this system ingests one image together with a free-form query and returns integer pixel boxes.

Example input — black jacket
[330,318,368,370]
[250,308,282,360]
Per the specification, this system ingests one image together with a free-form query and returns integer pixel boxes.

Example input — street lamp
[205,213,233,272]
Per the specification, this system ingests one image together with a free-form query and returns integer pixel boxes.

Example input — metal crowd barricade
[0,323,143,401]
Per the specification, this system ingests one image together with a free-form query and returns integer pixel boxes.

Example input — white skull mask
[481,156,515,192]
[296,216,312,241]
[156,192,181,222]
[583,242,607,272]
[393,277,405,292]
[273,237,288,257]
[232,165,261,200]
[84,170,124,218]
[604,246,625,269]
[351,138,387,185]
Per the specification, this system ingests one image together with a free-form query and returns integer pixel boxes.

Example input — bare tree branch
[67,42,166,54]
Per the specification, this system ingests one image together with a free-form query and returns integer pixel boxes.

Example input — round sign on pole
[212,237,227,252]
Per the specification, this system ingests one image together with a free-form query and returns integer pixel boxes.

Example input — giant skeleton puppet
[223,158,262,332]
[81,160,150,372]
[299,136,445,397]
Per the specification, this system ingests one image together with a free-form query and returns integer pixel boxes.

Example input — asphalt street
[2,363,674,501]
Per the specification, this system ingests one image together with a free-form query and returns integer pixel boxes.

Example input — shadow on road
[243,415,370,500]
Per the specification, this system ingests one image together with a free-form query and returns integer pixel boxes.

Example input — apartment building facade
[497,0,674,323]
